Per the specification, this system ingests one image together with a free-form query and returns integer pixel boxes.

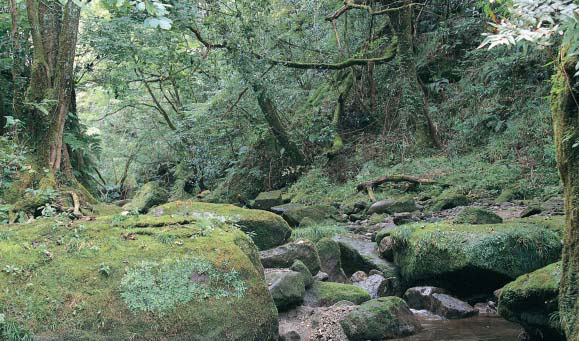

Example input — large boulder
[290,260,314,288]
[253,190,284,210]
[316,238,348,283]
[453,207,503,224]
[340,297,422,340]
[332,235,398,279]
[429,293,478,319]
[403,286,447,310]
[390,221,562,295]
[282,205,338,226]
[260,240,321,274]
[304,281,371,307]
[351,273,389,299]
[0,215,278,340]
[270,203,303,216]
[367,198,418,215]
[431,190,469,211]
[498,262,564,341]
[265,269,305,311]
[123,181,168,213]
[150,201,291,250]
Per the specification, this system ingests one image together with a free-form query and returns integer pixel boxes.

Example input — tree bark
[24,0,81,174]
[552,47,579,340]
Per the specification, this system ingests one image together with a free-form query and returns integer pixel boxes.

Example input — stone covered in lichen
[390,220,562,294]
[151,201,291,250]
[498,262,564,341]
[0,213,278,340]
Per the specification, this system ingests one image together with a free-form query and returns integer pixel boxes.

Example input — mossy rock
[260,239,321,274]
[253,190,284,210]
[282,205,338,227]
[498,262,564,341]
[0,215,278,340]
[316,238,348,283]
[367,198,417,215]
[453,207,503,225]
[340,297,422,340]
[150,201,291,250]
[123,181,169,213]
[496,189,521,203]
[304,281,371,307]
[265,269,305,311]
[290,260,314,288]
[390,221,562,295]
[431,190,469,211]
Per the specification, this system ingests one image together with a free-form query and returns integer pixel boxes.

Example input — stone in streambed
[260,239,321,274]
[265,269,305,311]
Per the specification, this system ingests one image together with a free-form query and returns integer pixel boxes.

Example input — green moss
[0,214,278,340]
[123,181,168,213]
[498,262,564,340]
[497,188,521,203]
[307,281,371,306]
[390,220,562,291]
[290,224,347,243]
[152,201,291,250]
[375,229,391,245]
[282,205,338,227]
[453,207,503,224]
[431,190,469,211]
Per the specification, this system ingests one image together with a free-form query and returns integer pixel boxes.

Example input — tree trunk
[24,0,81,174]
[252,83,306,165]
[552,48,579,340]
[329,70,354,155]
[389,0,440,148]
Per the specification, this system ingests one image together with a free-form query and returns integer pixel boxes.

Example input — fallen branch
[356,175,449,195]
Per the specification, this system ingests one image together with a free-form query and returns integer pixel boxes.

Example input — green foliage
[120,256,246,317]
[290,224,347,243]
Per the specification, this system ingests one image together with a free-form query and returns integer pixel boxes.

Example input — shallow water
[392,315,523,341]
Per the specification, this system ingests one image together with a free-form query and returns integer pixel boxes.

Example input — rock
[298,217,316,226]
[498,261,564,341]
[474,302,498,316]
[453,207,503,224]
[367,198,418,215]
[393,212,418,225]
[0,214,278,340]
[369,270,384,276]
[543,197,564,215]
[282,205,338,227]
[349,213,365,222]
[430,293,478,319]
[152,201,292,250]
[432,190,469,211]
[340,297,422,340]
[279,330,301,341]
[290,260,314,288]
[377,276,400,297]
[378,236,394,261]
[260,240,321,274]
[316,238,348,283]
[304,281,371,307]
[313,271,329,281]
[123,181,168,213]
[369,213,387,225]
[352,274,389,299]
[520,205,543,218]
[265,269,305,311]
[350,271,368,283]
[403,286,447,310]
[496,189,520,203]
[375,227,395,244]
[332,235,399,280]
[271,203,303,215]
[253,190,284,210]
[390,221,562,295]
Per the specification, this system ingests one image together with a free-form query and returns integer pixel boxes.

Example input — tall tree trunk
[389,0,440,148]
[24,0,81,174]
[252,83,306,165]
[553,47,579,340]
[329,70,354,155]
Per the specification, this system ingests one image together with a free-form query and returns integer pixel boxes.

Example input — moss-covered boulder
[498,262,564,341]
[265,269,305,311]
[150,201,291,250]
[431,190,469,211]
[453,207,503,224]
[340,297,422,340]
[260,239,321,274]
[253,190,284,210]
[123,181,169,213]
[316,238,348,283]
[367,198,417,215]
[0,215,278,340]
[290,260,314,288]
[304,281,371,307]
[282,205,338,227]
[390,221,562,295]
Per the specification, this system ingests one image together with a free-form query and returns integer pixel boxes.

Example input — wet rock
[313,271,329,281]
[260,240,321,274]
[367,198,418,215]
[279,330,301,341]
[304,281,371,307]
[316,238,348,283]
[430,293,478,319]
[253,190,284,210]
[498,261,564,340]
[290,260,314,288]
[340,297,422,340]
[474,302,498,316]
[282,205,339,226]
[403,286,447,310]
[352,274,389,299]
[454,207,503,224]
[520,205,543,218]
[378,236,394,261]
[265,269,305,311]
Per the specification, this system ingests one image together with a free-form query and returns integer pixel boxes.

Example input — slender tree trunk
[552,47,579,341]
[329,70,354,154]
[24,0,81,174]
[252,83,306,165]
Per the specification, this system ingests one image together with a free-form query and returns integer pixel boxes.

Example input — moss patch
[305,281,371,306]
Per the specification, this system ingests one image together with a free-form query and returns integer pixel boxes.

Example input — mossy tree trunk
[388,0,440,149]
[552,47,579,340]
[329,70,354,155]
[252,83,306,165]
[24,0,81,175]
